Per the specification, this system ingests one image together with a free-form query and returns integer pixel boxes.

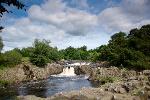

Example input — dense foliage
[92,25,150,70]
[0,36,3,52]
[0,24,149,69]
[0,0,25,17]
[29,39,51,67]
[60,46,90,60]
[28,39,61,67]
[0,50,22,68]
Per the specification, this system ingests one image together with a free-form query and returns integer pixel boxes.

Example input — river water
[0,67,97,100]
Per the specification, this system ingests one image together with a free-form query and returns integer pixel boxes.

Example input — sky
[0,0,150,51]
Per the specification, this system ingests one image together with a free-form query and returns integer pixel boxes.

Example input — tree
[30,39,51,67]
[109,32,127,48]
[128,24,150,56]
[0,0,25,17]
[0,26,3,32]
[20,47,34,57]
[48,47,61,61]
[0,36,3,52]
[2,50,22,66]
[0,0,25,31]
[79,45,87,51]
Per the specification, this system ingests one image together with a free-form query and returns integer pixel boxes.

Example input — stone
[119,87,127,94]
[148,91,150,99]
[101,94,114,100]
[143,70,150,76]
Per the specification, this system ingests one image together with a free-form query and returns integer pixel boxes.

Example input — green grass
[0,80,9,87]
[96,76,121,85]
[21,57,30,63]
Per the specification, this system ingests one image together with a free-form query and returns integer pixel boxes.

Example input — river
[0,66,97,100]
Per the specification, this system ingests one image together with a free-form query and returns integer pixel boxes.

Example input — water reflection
[0,75,96,99]
[18,80,48,97]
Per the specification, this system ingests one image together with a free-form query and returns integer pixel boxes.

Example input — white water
[68,62,90,66]
[52,67,76,77]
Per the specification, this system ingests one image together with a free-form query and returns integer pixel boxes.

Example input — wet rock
[74,65,92,75]
[118,86,127,94]
[148,91,150,99]
[17,95,45,100]
[0,63,63,83]
[128,76,138,81]
[70,95,89,100]
[113,94,140,100]
[143,70,150,76]
[50,95,69,100]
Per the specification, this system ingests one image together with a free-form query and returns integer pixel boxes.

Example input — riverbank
[17,64,150,100]
[0,61,150,100]
[0,63,63,86]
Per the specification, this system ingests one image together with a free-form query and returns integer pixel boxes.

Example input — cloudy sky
[0,0,150,51]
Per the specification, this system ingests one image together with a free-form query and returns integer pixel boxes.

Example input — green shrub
[0,80,9,87]
[48,48,61,61]
[29,39,50,67]
[30,54,49,67]
[96,76,116,85]
[0,36,3,52]
[2,50,22,67]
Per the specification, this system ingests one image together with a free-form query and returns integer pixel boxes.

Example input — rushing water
[54,66,76,77]
[0,67,96,100]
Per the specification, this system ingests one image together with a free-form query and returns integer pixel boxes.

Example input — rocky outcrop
[74,65,92,75]
[17,87,140,100]
[0,63,63,83]
[88,66,139,82]
[17,76,150,100]
[16,64,150,100]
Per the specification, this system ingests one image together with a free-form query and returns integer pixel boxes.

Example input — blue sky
[0,0,150,51]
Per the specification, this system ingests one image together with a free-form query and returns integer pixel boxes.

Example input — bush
[0,80,9,87]
[0,36,3,52]
[30,54,49,67]
[48,48,61,61]
[2,50,22,67]
[29,39,50,67]
[20,47,33,57]
[97,76,115,85]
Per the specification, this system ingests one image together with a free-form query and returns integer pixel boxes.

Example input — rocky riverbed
[0,61,150,100]
[0,63,63,84]
[17,62,150,100]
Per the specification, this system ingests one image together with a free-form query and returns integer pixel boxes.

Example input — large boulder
[143,70,150,76]
[0,63,63,83]
[74,65,92,75]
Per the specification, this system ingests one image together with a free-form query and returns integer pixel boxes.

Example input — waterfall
[59,67,76,76]
[52,66,76,77]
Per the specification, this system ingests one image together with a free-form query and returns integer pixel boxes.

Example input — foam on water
[52,66,76,77]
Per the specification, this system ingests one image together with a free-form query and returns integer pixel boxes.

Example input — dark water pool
[0,75,97,100]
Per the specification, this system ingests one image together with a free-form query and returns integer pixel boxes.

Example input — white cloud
[28,0,98,36]
[98,0,150,33]
[1,0,150,51]
[70,0,89,10]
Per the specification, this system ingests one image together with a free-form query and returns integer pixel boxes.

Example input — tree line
[0,24,150,70]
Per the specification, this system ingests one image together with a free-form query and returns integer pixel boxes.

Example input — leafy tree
[0,0,25,31]
[0,26,3,32]
[128,25,150,56]
[0,0,25,17]
[30,39,51,67]
[94,25,150,70]
[0,36,3,52]
[2,50,22,66]
[109,32,127,48]
[20,47,34,57]
[61,46,78,60]
[89,51,99,62]
[78,45,87,51]
[48,47,61,61]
